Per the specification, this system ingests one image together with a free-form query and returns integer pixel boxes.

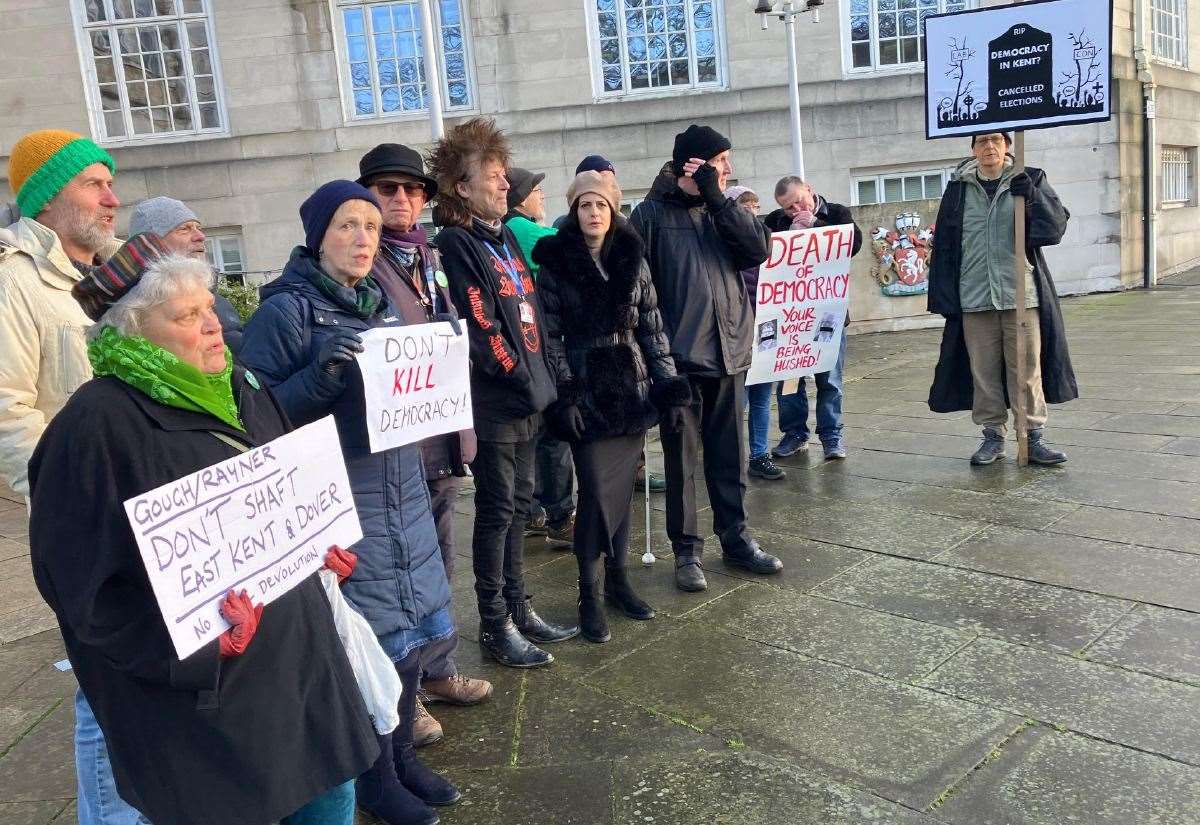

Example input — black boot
[479,617,553,668]
[355,732,439,825]
[577,558,611,643]
[393,650,462,807]
[604,558,655,620]
[509,596,579,644]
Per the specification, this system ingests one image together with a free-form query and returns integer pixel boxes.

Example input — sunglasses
[373,181,427,197]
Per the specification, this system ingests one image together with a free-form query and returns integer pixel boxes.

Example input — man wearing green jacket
[504,167,557,278]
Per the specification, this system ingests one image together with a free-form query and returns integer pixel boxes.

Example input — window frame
[850,166,955,206]
[204,231,246,276]
[841,0,972,77]
[329,0,478,125]
[1160,146,1194,207]
[68,0,230,147]
[583,0,729,102]
[1151,0,1188,66]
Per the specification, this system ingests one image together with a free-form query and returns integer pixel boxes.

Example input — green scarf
[291,246,385,319]
[88,326,245,432]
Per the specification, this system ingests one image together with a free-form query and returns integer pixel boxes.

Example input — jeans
[75,690,151,825]
[281,781,355,825]
[534,430,575,524]
[662,373,753,559]
[745,381,774,460]
[776,327,846,443]
[471,436,536,624]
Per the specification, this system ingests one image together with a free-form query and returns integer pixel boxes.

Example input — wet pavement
[3,273,1200,824]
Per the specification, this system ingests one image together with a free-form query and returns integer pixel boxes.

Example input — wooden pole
[1013,131,1029,466]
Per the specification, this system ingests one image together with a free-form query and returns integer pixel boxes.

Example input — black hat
[575,154,615,175]
[505,167,545,211]
[971,131,1012,147]
[672,124,731,175]
[357,143,438,198]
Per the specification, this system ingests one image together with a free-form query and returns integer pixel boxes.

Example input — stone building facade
[1,0,1197,328]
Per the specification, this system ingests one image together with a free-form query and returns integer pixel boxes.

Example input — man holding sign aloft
[927,132,1077,465]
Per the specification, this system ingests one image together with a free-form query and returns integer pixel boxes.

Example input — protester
[357,143,493,745]
[630,125,782,592]
[128,196,244,355]
[503,167,578,547]
[724,185,784,481]
[28,241,378,825]
[764,176,862,461]
[927,132,1075,465]
[239,180,460,824]
[427,118,579,667]
[534,171,690,642]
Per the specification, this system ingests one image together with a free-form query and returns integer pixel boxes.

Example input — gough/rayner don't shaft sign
[923,0,1113,139]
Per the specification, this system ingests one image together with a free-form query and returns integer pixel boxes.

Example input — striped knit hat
[74,233,170,320]
[8,129,116,218]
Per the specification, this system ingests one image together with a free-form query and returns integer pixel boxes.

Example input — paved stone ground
[3,274,1200,824]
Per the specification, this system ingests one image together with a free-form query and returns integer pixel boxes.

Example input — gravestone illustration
[982,24,1055,122]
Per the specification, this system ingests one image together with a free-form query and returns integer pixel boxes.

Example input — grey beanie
[128,196,199,237]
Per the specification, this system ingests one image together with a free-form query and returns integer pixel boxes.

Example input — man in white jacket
[0,129,121,497]
[1,131,152,823]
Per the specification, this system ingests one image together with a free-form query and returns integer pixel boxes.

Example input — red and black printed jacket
[436,219,557,425]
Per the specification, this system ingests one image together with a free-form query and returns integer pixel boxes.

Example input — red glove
[218,590,264,657]
[324,545,358,584]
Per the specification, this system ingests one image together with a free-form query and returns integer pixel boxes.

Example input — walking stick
[641,436,655,566]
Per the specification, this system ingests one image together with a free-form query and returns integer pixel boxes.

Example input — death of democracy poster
[923,0,1113,139]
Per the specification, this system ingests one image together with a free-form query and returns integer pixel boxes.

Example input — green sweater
[503,212,557,278]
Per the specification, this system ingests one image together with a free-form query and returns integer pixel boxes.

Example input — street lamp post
[751,0,823,179]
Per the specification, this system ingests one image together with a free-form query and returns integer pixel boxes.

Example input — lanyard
[419,252,440,315]
[485,240,526,298]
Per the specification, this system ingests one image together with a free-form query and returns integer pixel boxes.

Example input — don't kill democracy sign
[923,0,1113,139]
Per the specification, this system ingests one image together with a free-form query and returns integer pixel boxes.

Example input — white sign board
[746,225,854,386]
[924,0,1112,139]
[356,322,473,453]
[124,416,362,659]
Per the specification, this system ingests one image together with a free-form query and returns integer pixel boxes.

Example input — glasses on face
[373,181,426,198]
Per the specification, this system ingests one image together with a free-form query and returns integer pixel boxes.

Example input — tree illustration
[945,37,977,122]
[1059,29,1102,107]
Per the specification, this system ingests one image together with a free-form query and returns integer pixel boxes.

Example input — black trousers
[571,433,643,586]
[470,437,535,625]
[661,372,752,558]
[421,475,461,681]
[534,430,576,524]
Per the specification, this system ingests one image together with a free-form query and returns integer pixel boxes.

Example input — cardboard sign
[356,321,472,453]
[924,0,1113,139]
[123,416,362,659]
[746,225,854,386]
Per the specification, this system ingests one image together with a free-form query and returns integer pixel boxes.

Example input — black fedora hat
[506,167,545,211]
[357,143,439,199]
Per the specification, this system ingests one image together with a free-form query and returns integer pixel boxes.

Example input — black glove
[315,330,363,378]
[433,312,462,335]
[1009,172,1034,200]
[661,406,687,434]
[690,162,726,210]
[551,404,585,441]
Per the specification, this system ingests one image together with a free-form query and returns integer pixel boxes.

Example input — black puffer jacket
[630,164,770,377]
[533,218,691,442]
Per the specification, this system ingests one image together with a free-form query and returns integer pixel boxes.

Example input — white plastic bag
[319,569,401,735]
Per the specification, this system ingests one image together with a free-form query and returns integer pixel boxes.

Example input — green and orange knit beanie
[8,129,116,218]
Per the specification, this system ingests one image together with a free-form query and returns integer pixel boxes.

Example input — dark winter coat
[630,164,770,377]
[437,220,557,427]
[239,248,451,637]
[27,370,377,825]
[532,218,692,442]
[214,291,244,356]
[371,237,477,481]
[926,165,1079,412]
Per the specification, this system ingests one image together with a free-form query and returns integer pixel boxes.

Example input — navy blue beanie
[300,180,380,255]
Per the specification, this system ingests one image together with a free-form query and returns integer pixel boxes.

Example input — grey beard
[44,202,114,261]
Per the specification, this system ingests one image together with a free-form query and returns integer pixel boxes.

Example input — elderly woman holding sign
[240,180,460,825]
[27,236,379,825]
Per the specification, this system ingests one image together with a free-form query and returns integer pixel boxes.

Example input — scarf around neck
[291,246,386,319]
[88,325,244,431]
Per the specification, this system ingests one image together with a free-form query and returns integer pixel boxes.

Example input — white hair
[89,254,215,340]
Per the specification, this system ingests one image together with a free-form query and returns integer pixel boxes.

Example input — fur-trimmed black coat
[533,218,691,442]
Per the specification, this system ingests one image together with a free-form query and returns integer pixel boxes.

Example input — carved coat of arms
[870,212,934,297]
